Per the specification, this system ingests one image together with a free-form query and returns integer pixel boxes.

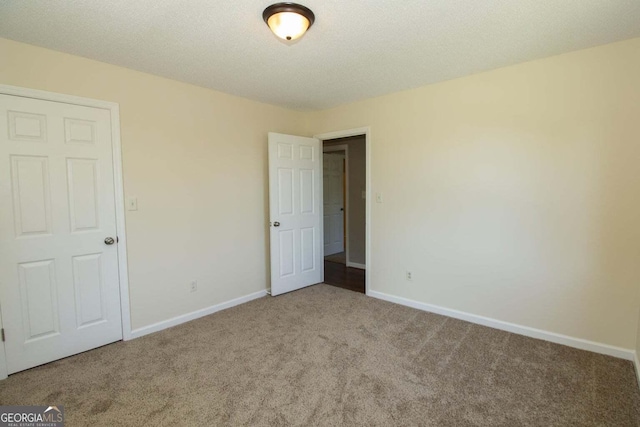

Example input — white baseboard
[129,290,267,340]
[634,352,640,390]
[347,262,366,270]
[369,290,634,361]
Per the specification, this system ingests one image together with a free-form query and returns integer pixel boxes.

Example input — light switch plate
[376,193,383,203]
[127,197,138,211]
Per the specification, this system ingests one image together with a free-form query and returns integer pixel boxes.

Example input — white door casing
[0,93,123,374]
[323,152,344,256]
[268,133,322,296]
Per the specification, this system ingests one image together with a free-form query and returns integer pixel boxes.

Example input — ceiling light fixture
[263,3,315,41]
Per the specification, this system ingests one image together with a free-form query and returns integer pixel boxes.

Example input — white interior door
[0,94,123,374]
[323,152,344,256]
[268,133,322,296]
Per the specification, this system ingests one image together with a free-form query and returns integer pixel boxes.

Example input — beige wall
[309,38,640,349]
[324,136,366,265]
[2,36,640,351]
[0,38,306,330]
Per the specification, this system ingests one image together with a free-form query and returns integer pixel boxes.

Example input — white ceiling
[1,1,639,111]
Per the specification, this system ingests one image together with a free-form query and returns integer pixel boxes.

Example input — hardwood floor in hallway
[323,260,365,294]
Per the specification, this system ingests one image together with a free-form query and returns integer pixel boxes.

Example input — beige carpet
[1,284,639,426]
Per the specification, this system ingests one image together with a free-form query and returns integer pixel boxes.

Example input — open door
[268,133,323,296]
[323,151,345,256]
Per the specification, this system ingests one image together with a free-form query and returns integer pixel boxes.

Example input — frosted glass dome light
[263,3,315,41]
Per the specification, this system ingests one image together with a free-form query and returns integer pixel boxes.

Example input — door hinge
[1,328,5,342]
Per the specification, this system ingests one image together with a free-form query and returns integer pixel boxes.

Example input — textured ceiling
[1,1,639,110]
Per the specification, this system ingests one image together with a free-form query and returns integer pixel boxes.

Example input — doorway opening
[322,135,366,294]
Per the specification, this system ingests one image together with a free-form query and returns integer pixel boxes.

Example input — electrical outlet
[190,281,197,292]
[406,271,413,281]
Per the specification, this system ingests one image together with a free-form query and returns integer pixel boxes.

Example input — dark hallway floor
[323,260,365,293]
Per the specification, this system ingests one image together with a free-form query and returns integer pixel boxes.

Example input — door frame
[315,127,371,295]
[322,144,349,263]
[0,84,132,379]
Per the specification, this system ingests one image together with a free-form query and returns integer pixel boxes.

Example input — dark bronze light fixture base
[263,3,315,41]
